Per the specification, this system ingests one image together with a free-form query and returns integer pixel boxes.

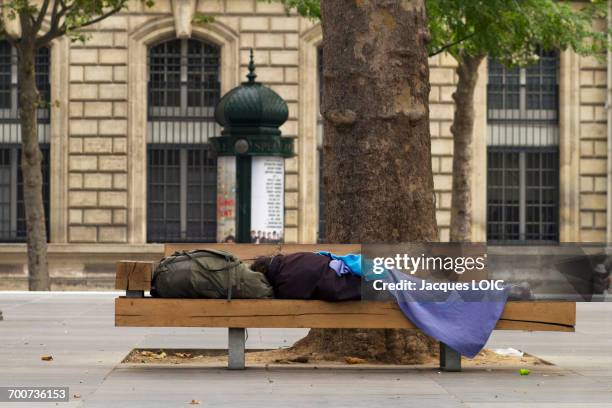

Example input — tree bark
[294,0,438,364]
[16,23,49,291]
[449,53,484,242]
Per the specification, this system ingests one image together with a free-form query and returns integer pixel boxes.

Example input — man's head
[250,256,274,275]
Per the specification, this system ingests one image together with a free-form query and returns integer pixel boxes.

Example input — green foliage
[427,0,609,65]
[259,0,320,20]
[0,0,150,46]
[270,0,610,65]
[193,12,215,25]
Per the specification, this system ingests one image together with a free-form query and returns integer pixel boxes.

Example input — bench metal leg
[228,328,246,370]
[439,342,461,372]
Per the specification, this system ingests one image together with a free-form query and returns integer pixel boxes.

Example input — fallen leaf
[345,356,367,365]
[190,399,200,405]
[519,368,530,376]
[73,394,81,399]
[41,355,53,361]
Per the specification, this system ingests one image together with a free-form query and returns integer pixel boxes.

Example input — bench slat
[115,299,575,332]
[163,243,361,257]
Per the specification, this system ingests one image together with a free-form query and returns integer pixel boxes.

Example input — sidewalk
[0,292,611,407]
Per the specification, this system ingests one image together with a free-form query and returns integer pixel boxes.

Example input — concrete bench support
[439,342,461,372]
[228,328,246,369]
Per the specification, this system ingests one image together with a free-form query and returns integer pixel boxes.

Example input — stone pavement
[0,292,611,407]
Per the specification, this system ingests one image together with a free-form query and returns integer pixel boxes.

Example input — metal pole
[236,155,252,243]
[228,328,246,369]
[439,342,461,372]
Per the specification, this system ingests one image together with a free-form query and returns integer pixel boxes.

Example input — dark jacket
[265,252,361,301]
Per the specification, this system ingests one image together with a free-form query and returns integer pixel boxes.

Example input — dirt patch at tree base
[123,348,549,368]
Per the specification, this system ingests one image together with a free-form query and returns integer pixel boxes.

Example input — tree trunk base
[290,329,438,365]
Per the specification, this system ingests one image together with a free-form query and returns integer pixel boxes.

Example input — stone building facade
[0,0,610,284]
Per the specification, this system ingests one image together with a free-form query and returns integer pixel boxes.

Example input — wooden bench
[115,244,576,371]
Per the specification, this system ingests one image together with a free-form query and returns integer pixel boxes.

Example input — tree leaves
[425,0,609,66]
[0,0,153,47]
[273,0,610,66]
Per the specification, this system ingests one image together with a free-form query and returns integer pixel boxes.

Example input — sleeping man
[249,252,361,301]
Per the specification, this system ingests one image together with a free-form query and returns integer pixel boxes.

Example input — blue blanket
[381,269,509,358]
[318,252,510,358]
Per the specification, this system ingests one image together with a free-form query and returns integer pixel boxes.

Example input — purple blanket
[381,269,510,358]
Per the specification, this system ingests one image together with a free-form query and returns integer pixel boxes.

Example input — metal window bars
[0,145,50,242]
[486,50,560,243]
[146,39,220,243]
[0,41,51,242]
[0,41,51,144]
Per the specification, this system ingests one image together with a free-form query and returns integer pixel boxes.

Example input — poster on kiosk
[250,156,284,244]
[216,156,284,244]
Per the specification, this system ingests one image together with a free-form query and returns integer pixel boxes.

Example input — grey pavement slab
[0,292,611,407]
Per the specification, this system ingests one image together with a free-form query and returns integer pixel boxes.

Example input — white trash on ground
[491,348,524,357]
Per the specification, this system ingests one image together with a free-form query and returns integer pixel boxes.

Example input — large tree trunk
[16,29,49,291]
[449,53,484,242]
[295,0,438,364]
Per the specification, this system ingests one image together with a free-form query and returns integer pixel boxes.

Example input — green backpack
[151,249,273,299]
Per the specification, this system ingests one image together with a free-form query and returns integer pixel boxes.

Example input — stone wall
[11,0,612,251]
[428,53,462,242]
[67,18,130,244]
[63,0,303,244]
[0,0,609,284]
[578,56,609,242]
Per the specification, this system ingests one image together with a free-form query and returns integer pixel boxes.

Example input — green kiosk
[212,50,294,244]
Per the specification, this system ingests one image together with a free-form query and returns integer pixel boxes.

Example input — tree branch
[72,5,123,30]
[428,33,476,57]
[37,3,123,46]
[33,0,53,33]
[35,0,70,46]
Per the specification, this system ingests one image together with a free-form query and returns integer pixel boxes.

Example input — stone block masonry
[578,56,608,242]
[67,16,128,243]
[54,0,608,247]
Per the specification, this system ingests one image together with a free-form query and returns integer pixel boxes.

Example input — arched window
[487,49,559,243]
[0,41,50,242]
[146,38,221,242]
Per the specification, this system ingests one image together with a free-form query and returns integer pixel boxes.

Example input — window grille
[147,146,217,242]
[0,41,51,242]
[0,145,50,242]
[0,41,51,144]
[486,49,560,243]
[146,38,220,243]
[316,46,326,243]
[147,38,221,144]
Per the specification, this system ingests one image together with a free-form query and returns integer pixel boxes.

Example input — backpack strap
[179,249,241,301]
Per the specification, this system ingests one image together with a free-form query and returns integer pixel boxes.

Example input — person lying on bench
[250,252,361,301]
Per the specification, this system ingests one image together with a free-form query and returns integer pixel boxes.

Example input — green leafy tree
[264,0,609,361]
[0,0,144,290]
[269,0,608,242]
[427,0,608,242]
